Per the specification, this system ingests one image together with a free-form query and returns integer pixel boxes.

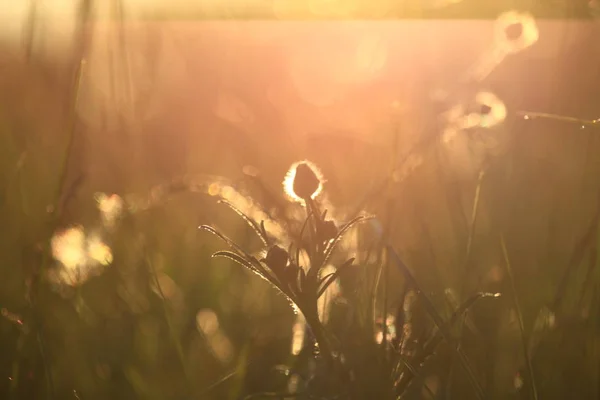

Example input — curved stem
[303,308,335,370]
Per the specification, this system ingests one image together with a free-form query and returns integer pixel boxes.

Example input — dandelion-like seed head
[283,160,324,203]
[473,91,507,128]
[495,11,539,54]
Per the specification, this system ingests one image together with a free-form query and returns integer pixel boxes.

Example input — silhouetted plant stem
[302,304,334,369]
[500,235,538,400]
[387,246,485,400]
[463,168,486,279]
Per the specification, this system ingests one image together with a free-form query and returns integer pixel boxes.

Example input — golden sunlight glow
[354,33,387,82]
[50,226,113,287]
[392,153,424,184]
[87,235,114,265]
[95,193,124,229]
[291,313,306,356]
[318,264,340,324]
[375,314,396,344]
[283,160,324,204]
[51,226,87,270]
[196,309,219,336]
[196,309,233,364]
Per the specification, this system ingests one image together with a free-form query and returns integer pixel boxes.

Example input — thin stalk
[9,330,26,399]
[397,356,437,399]
[517,111,600,129]
[552,198,600,312]
[387,246,485,400]
[381,248,389,357]
[36,329,54,399]
[147,255,194,395]
[371,245,385,332]
[24,0,38,60]
[199,361,253,396]
[500,234,538,400]
[32,3,92,394]
[301,301,335,370]
[463,168,486,278]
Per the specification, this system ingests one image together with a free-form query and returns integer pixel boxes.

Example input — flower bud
[284,263,301,291]
[319,220,338,242]
[264,245,288,273]
[283,160,324,203]
[293,163,320,200]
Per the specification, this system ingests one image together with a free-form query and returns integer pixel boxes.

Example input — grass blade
[212,250,258,273]
[317,258,355,298]
[199,225,254,259]
[500,234,538,400]
[320,215,373,268]
[463,168,486,277]
[517,111,600,129]
[387,246,485,400]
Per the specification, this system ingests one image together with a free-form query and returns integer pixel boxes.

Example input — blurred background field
[1,1,600,399]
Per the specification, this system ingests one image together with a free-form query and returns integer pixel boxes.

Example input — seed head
[495,11,539,54]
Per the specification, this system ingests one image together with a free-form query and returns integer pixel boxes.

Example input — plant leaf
[501,234,538,400]
[317,258,355,298]
[217,199,269,247]
[201,225,276,281]
[212,251,294,304]
[199,225,251,257]
[424,291,500,353]
[212,250,257,272]
[260,220,269,244]
[320,215,373,268]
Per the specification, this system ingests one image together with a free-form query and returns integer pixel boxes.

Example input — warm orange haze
[1,2,600,399]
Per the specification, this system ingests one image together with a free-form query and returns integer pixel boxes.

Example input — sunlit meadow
[1,1,600,399]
